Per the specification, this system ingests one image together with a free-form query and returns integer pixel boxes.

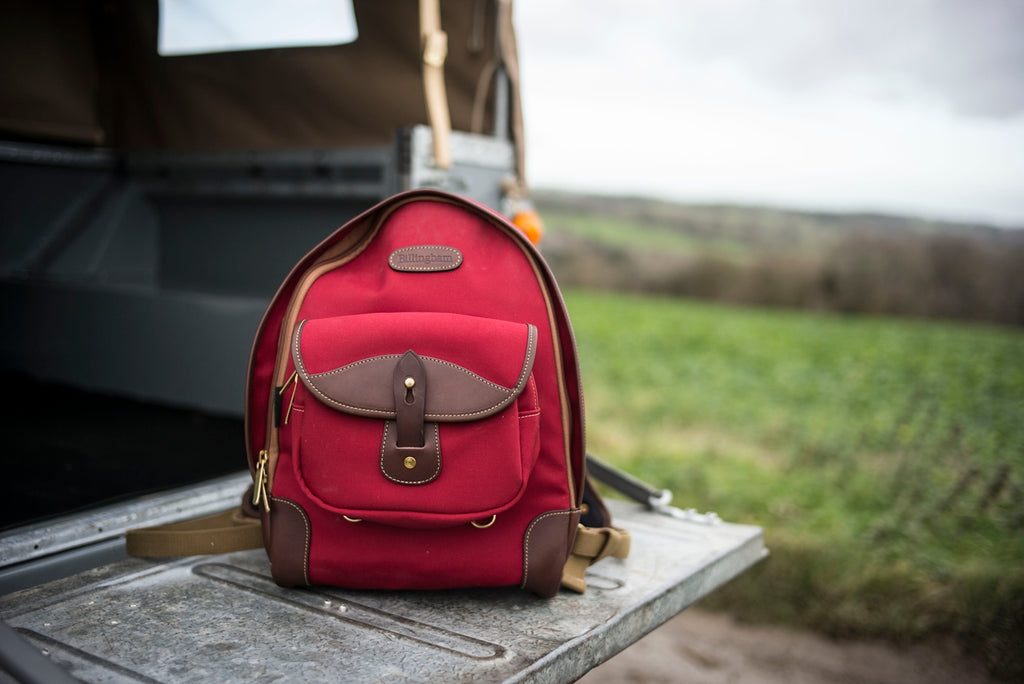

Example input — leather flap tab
[393,350,426,447]
[292,312,537,421]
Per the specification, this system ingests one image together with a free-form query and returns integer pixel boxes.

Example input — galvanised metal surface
[0,500,765,683]
[0,473,254,596]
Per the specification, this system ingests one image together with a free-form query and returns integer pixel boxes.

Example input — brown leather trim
[393,350,427,447]
[266,497,311,587]
[520,509,580,598]
[293,322,537,422]
[380,422,441,485]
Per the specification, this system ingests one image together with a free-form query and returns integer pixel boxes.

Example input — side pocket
[517,374,541,472]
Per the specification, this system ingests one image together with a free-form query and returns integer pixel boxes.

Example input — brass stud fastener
[403,456,417,470]
[404,377,416,388]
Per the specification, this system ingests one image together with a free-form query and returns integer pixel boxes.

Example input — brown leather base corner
[266,497,311,587]
[520,509,580,598]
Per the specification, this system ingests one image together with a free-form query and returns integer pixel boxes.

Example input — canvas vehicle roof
[0,0,522,160]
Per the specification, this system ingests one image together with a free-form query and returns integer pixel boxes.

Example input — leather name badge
[388,245,463,273]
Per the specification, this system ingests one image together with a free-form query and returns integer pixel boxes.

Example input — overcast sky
[514,0,1024,226]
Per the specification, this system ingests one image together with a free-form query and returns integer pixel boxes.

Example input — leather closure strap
[382,350,441,485]
[381,422,441,485]
[394,350,427,448]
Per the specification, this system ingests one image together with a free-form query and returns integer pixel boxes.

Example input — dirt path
[579,609,996,684]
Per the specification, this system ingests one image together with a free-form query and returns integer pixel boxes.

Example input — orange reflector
[512,210,544,246]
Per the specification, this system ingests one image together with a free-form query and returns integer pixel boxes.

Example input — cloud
[515,0,1024,225]
[520,0,1024,118]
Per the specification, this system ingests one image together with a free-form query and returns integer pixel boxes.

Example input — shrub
[544,222,1024,326]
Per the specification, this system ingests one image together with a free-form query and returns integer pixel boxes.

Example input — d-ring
[471,515,497,529]
[342,515,363,523]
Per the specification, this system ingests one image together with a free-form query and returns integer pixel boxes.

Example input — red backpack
[245,189,629,596]
[129,189,629,597]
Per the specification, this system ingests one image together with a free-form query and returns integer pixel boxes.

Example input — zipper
[275,370,299,426]
[257,210,393,497]
[252,450,270,512]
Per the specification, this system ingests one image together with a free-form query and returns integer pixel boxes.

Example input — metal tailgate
[0,491,763,683]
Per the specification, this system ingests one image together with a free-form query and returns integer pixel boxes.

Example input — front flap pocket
[290,312,540,527]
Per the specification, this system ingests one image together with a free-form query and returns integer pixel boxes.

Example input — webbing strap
[560,525,632,593]
[126,508,630,594]
[496,0,527,190]
[420,0,452,169]
[125,508,262,558]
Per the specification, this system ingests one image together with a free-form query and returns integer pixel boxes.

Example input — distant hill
[532,189,1024,326]
[533,189,1024,253]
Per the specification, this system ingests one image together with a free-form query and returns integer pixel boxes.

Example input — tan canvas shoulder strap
[125,507,262,558]
[420,0,452,169]
[127,504,628,594]
[560,525,631,593]
[496,0,527,192]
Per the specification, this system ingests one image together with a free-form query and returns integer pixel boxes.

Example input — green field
[566,290,1024,676]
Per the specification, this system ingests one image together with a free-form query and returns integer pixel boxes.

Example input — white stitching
[292,322,393,417]
[315,355,507,393]
[294,321,539,420]
[388,245,463,272]
[379,422,442,485]
[518,376,541,419]
[520,509,575,589]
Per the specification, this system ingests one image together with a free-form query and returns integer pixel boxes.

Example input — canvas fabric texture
[239,189,628,597]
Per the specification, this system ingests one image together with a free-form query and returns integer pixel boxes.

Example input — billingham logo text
[388,245,464,273]
[395,252,455,266]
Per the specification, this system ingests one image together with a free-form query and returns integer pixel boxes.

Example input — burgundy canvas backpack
[129,189,629,597]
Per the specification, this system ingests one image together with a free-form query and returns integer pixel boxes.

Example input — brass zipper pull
[274,370,299,426]
[283,371,299,425]
[252,450,271,512]
[278,370,298,394]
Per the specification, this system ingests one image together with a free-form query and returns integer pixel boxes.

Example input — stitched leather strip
[266,497,311,587]
[380,422,442,485]
[521,509,580,598]
[293,318,537,421]
[393,350,427,447]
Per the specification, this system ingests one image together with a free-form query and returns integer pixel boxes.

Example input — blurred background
[518,0,1024,226]
[2,1,1020,679]
[512,1,1023,680]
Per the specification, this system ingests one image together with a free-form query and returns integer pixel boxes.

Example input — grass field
[566,290,1024,677]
